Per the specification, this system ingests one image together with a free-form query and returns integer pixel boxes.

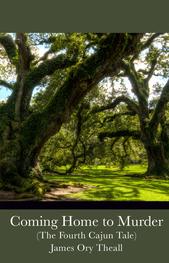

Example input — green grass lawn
[45,165,169,201]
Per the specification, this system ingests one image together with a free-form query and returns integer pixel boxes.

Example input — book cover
[0,1,168,262]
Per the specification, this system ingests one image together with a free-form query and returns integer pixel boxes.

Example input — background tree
[94,33,169,177]
[39,85,145,173]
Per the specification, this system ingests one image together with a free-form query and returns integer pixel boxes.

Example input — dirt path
[0,191,18,200]
[0,184,91,201]
[43,185,90,201]
[0,190,38,201]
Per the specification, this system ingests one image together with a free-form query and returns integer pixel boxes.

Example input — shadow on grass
[45,165,169,201]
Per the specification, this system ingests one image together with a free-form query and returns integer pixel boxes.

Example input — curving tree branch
[0,79,14,90]
[141,33,162,51]
[24,54,77,91]
[99,129,141,141]
[101,111,137,126]
[91,95,139,115]
[15,33,33,71]
[145,57,158,83]
[0,34,17,65]
[150,79,169,132]
[132,33,162,61]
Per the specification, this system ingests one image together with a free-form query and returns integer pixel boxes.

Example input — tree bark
[139,118,169,176]
[144,142,169,176]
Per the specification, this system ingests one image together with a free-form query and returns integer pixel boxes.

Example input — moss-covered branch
[0,80,14,90]
[16,33,32,71]
[102,111,137,125]
[99,130,141,141]
[121,61,149,118]
[141,33,162,51]
[24,54,77,90]
[0,34,17,65]
[145,57,157,83]
[91,95,139,114]
[121,61,139,89]
[132,33,162,61]
[150,79,169,132]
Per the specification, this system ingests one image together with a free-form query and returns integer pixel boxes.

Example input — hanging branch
[99,130,140,141]
[0,80,14,90]
[91,95,139,115]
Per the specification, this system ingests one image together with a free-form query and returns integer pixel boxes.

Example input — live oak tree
[96,33,169,177]
[0,33,142,192]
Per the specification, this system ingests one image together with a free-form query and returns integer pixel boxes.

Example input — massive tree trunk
[0,106,62,192]
[146,144,169,176]
[0,33,143,193]
[143,123,169,176]
[142,136,169,176]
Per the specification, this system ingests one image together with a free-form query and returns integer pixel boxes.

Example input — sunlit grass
[45,165,169,201]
